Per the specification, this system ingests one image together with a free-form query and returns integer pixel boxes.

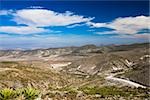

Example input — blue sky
[0,0,149,49]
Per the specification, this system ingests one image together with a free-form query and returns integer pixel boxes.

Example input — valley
[0,43,149,100]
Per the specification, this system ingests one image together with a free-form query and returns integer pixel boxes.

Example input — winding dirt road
[106,74,146,88]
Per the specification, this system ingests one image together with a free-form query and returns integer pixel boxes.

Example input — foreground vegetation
[0,86,149,100]
[0,87,40,100]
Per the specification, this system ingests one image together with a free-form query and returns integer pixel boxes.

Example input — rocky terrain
[0,43,149,100]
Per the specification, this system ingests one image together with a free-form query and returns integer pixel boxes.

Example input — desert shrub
[78,86,131,97]
[22,87,40,100]
[57,86,78,98]
[0,87,40,100]
[79,86,150,98]
[0,61,18,64]
[15,88,24,96]
[58,86,77,93]
[0,88,17,100]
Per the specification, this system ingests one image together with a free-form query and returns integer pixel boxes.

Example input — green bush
[22,87,40,100]
[79,86,131,97]
[0,87,40,100]
[0,88,17,100]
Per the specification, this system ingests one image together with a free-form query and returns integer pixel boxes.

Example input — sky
[0,0,149,50]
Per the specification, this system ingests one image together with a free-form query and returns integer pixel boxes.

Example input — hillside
[0,43,149,99]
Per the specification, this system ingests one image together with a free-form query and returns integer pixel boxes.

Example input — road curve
[106,75,146,88]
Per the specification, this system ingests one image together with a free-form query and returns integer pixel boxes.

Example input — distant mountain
[0,47,77,58]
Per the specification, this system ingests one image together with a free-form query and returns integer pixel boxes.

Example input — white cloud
[28,6,44,9]
[89,15,150,35]
[0,10,8,15]
[87,29,95,32]
[0,8,93,34]
[108,16,150,34]
[13,9,93,27]
[1,8,149,37]
[0,10,13,15]
[113,33,150,39]
[87,22,106,28]
[133,33,150,39]
[67,23,85,28]
[0,26,49,34]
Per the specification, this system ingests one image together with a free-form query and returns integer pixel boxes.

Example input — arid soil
[0,43,149,99]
